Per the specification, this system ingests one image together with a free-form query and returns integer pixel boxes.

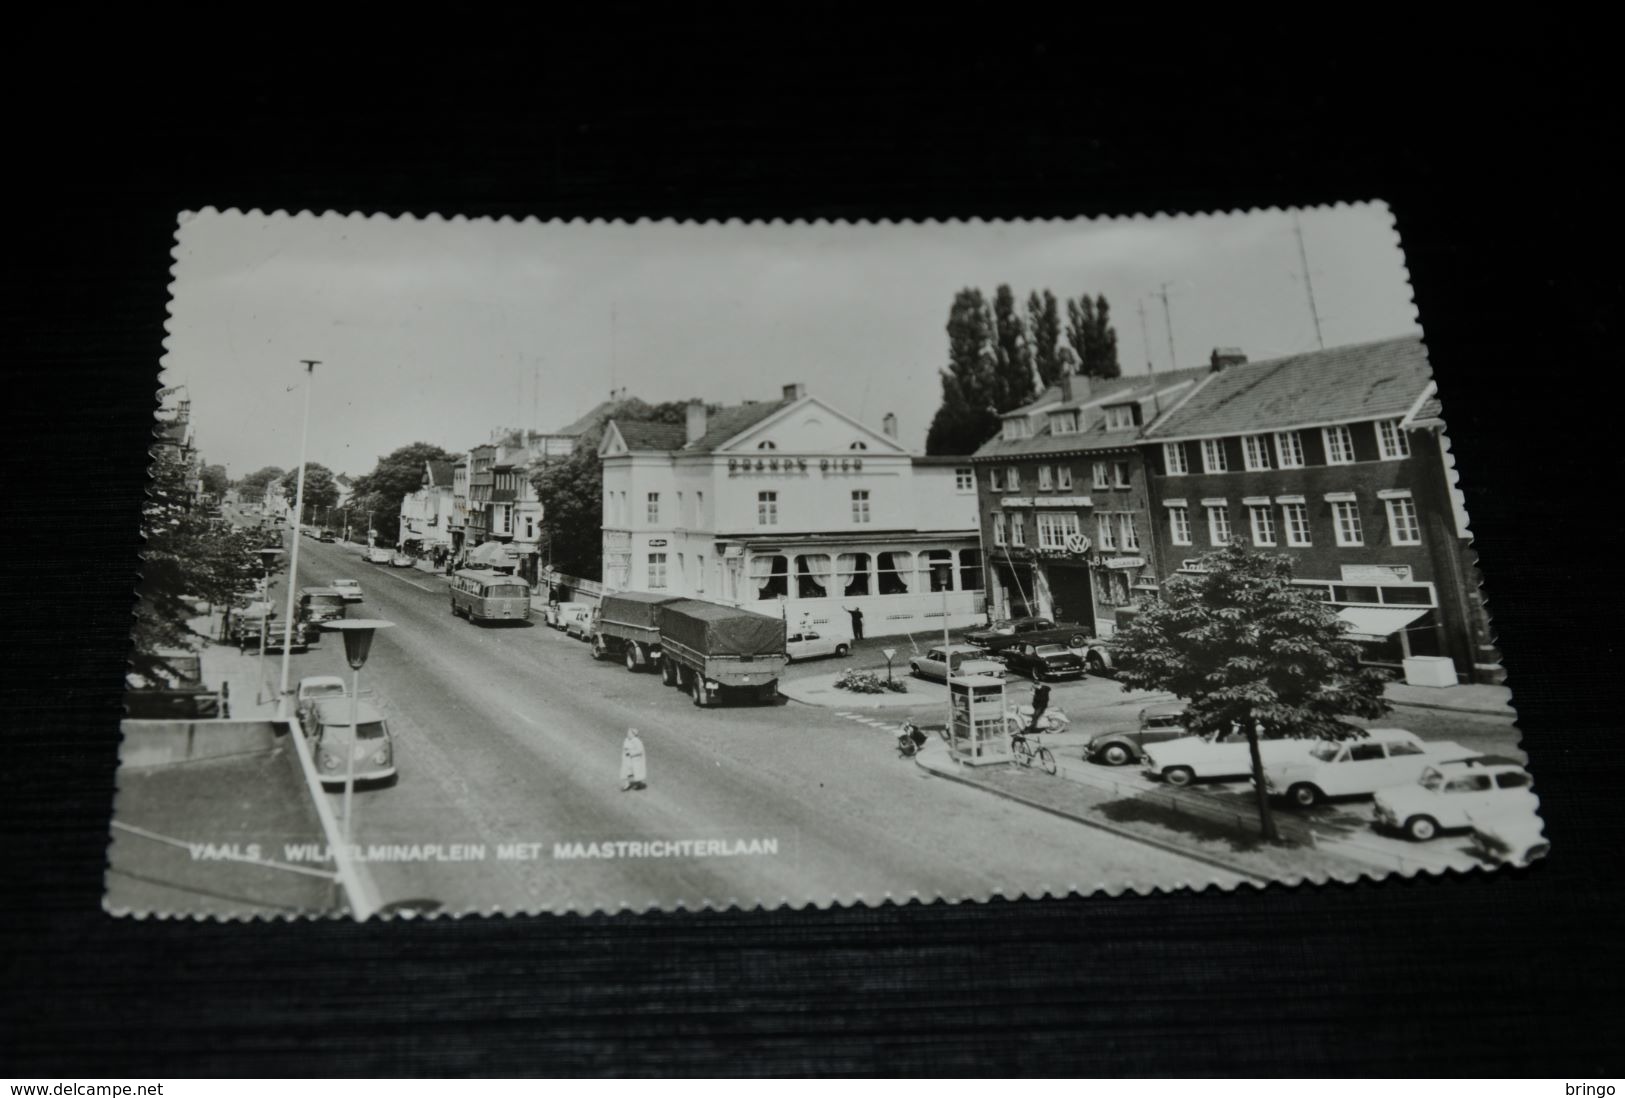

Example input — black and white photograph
[109,204,1544,920]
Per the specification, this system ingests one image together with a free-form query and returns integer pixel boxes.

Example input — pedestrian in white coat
[620,728,647,792]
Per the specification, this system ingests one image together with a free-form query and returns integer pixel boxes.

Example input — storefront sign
[1102,556,1146,570]
[648,538,668,547]
[1000,495,1093,508]
[1340,564,1413,583]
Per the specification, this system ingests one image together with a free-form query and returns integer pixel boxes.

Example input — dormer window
[757,440,777,450]
[1103,404,1137,431]
[1050,412,1078,436]
[1001,417,1032,441]
[849,441,867,450]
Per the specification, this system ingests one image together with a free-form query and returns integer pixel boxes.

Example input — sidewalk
[1383,680,1514,717]
[189,610,283,720]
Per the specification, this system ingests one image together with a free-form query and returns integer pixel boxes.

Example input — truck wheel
[692,676,711,708]
[591,635,607,660]
[624,645,640,672]
[661,660,677,687]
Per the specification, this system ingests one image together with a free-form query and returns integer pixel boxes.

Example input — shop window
[796,554,831,599]
[837,552,871,597]
[877,551,914,595]
[959,549,984,591]
[923,549,955,592]
[752,554,789,600]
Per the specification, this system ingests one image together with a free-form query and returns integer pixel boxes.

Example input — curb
[1385,697,1514,717]
[913,747,1277,885]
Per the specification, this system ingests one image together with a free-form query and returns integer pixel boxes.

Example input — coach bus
[449,568,533,624]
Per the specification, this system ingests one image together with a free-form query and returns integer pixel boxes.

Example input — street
[263,533,1254,912]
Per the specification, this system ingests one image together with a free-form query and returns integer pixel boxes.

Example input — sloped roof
[1142,335,1431,440]
[612,421,689,451]
[425,461,454,485]
[683,400,790,452]
[973,368,1212,460]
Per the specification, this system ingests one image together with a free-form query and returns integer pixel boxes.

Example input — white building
[398,460,456,555]
[599,384,986,638]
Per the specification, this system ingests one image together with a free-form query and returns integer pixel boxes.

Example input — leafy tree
[282,462,340,524]
[347,443,460,543]
[237,466,284,492]
[925,289,1000,455]
[1110,543,1392,841]
[990,284,1036,411]
[1026,290,1067,388]
[131,446,272,684]
[1065,294,1122,378]
[200,463,229,499]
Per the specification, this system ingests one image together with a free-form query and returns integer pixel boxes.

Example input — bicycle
[1009,728,1057,775]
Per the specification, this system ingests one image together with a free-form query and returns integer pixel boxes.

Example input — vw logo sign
[1065,533,1091,555]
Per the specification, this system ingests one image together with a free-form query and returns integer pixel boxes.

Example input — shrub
[834,668,907,695]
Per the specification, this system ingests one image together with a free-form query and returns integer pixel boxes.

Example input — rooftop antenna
[1138,300,1163,420]
[1156,282,1179,372]
[609,304,617,399]
[1292,210,1326,349]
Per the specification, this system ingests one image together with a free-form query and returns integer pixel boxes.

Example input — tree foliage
[925,289,1001,455]
[348,443,459,543]
[1026,290,1067,388]
[200,463,229,499]
[1111,544,1391,838]
[1065,294,1121,378]
[132,447,273,683]
[281,462,340,524]
[990,284,1036,411]
[237,466,284,492]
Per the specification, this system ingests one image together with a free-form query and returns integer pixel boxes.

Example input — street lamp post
[255,548,284,705]
[322,619,394,846]
[277,359,319,715]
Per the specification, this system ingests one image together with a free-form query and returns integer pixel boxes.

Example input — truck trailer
[590,591,684,671]
[655,599,788,708]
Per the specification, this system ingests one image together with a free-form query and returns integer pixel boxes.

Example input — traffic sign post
[882,646,897,683]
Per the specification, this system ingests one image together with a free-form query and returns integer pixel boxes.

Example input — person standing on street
[620,728,647,792]
[843,605,864,642]
[1029,682,1051,733]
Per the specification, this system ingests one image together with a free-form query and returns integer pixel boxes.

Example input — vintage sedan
[909,644,1006,683]
[1142,726,1317,786]
[389,552,414,568]
[1086,702,1189,766]
[785,629,853,662]
[1467,810,1550,867]
[294,674,349,728]
[1373,760,1538,840]
[366,546,393,564]
[329,579,364,603]
[1000,641,1086,683]
[1263,729,1481,809]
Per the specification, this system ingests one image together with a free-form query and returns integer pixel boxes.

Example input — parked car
[785,629,852,662]
[1142,725,1317,787]
[308,697,396,787]
[1000,641,1085,682]
[909,644,1006,683]
[329,579,364,603]
[1372,760,1538,841]
[1263,729,1481,809]
[1085,702,1189,766]
[564,605,595,640]
[366,546,392,564]
[319,530,337,543]
[545,601,587,629]
[295,674,349,728]
[230,605,308,652]
[965,616,1092,652]
[1467,810,1550,867]
[389,552,413,568]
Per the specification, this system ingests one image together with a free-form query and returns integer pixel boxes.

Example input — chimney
[1059,372,1091,404]
[882,412,898,439]
[1210,347,1247,371]
[782,382,807,402]
[686,398,707,444]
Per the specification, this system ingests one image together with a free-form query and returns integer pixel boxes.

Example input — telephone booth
[949,674,1010,766]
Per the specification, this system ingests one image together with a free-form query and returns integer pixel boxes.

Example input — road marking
[836,712,897,731]
[380,570,439,593]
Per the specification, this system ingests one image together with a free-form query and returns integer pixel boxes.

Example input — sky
[160,204,1421,478]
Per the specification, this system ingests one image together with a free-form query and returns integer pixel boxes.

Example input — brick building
[1139,335,1500,684]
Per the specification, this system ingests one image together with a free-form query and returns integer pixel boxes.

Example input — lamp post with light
[255,547,284,705]
[321,618,394,844]
[277,359,319,716]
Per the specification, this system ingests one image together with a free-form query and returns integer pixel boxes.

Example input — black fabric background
[4,16,1620,1077]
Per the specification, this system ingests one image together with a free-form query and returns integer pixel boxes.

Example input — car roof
[1434,759,1528,776]
[331,578,359,585]
[314,698,384,724]
[299,675,346,691]
[1143,702,1186,717]
[1361,728,1419,742]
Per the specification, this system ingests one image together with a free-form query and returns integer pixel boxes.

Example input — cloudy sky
[162,204,1420,477]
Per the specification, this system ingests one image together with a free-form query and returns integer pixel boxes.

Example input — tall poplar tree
[925,289,1000,455]
[1026,290,1066,388]
[1066,294,1122,379]
[990,284,1036,410]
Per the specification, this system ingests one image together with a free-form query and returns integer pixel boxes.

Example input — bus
[449,568,532,624]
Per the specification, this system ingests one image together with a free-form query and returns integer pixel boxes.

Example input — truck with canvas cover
[655,598,788,708]
[590,591,683,671]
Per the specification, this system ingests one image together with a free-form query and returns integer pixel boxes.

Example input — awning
[467,540,519,566]
[1337,605,1430,641]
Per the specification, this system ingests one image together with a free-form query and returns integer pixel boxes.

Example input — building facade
[970,367,1211,636]
[1139,335,1500,684]
[398,460,456,557]
[600,384,986,638]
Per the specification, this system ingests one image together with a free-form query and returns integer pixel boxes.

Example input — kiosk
[949,674,1010,766]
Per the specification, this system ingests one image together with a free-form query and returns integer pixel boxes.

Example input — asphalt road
[269,536,1249,913]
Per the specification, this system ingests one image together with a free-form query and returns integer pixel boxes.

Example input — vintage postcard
[109,205,1543,920]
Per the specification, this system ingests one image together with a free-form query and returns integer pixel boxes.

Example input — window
[959,548,984,591]
[849,441,867,451]
[877,551,913,594]
[796,554,831,599]
[1169,506,1192,546]
[677,553,685,588]
[696,554,705,592]
[757,440,777,450]
[646,492,660,523]
[752,554,788,600]
[1377,419,1411,460]
[837,553,871,596]
[955,467,974,492]
[1097,513,1116,550]
[1056,466,1072,490]
[1119,514,1140,551]
[1038,465,1053,491]
[1242,434,1271,471]
[1037,511,1081,550]
[647,552,667,589]
[923,549,955,592]
[757,491,778,526]
[1112,461,1131,488]
[1350,743,1386,762]
[1496,771,1532,789]
[1092,461,1109,489]
[1051,412,1078,435]
[1249,505,1276,546]
[1207,505,1231,546]
[992,512,1006,546]
[696,491,704,523]
[1007,467,1021,491]
[1284,503,1311,546]
[675,491,684,524]
[1163,442,1188,476]
[1274,431,1306,469]
[1333,500,1364,546]
[1387,740,1425,758]
[1104,404,1136,430]
[1201,439,1228,473]
[1002,418,1031,441]
[1323,425,1356,465]
[851,490,871,523]
[1010,514,1026,547]
[1386,497,1421,545]
[990,468,1004,492]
